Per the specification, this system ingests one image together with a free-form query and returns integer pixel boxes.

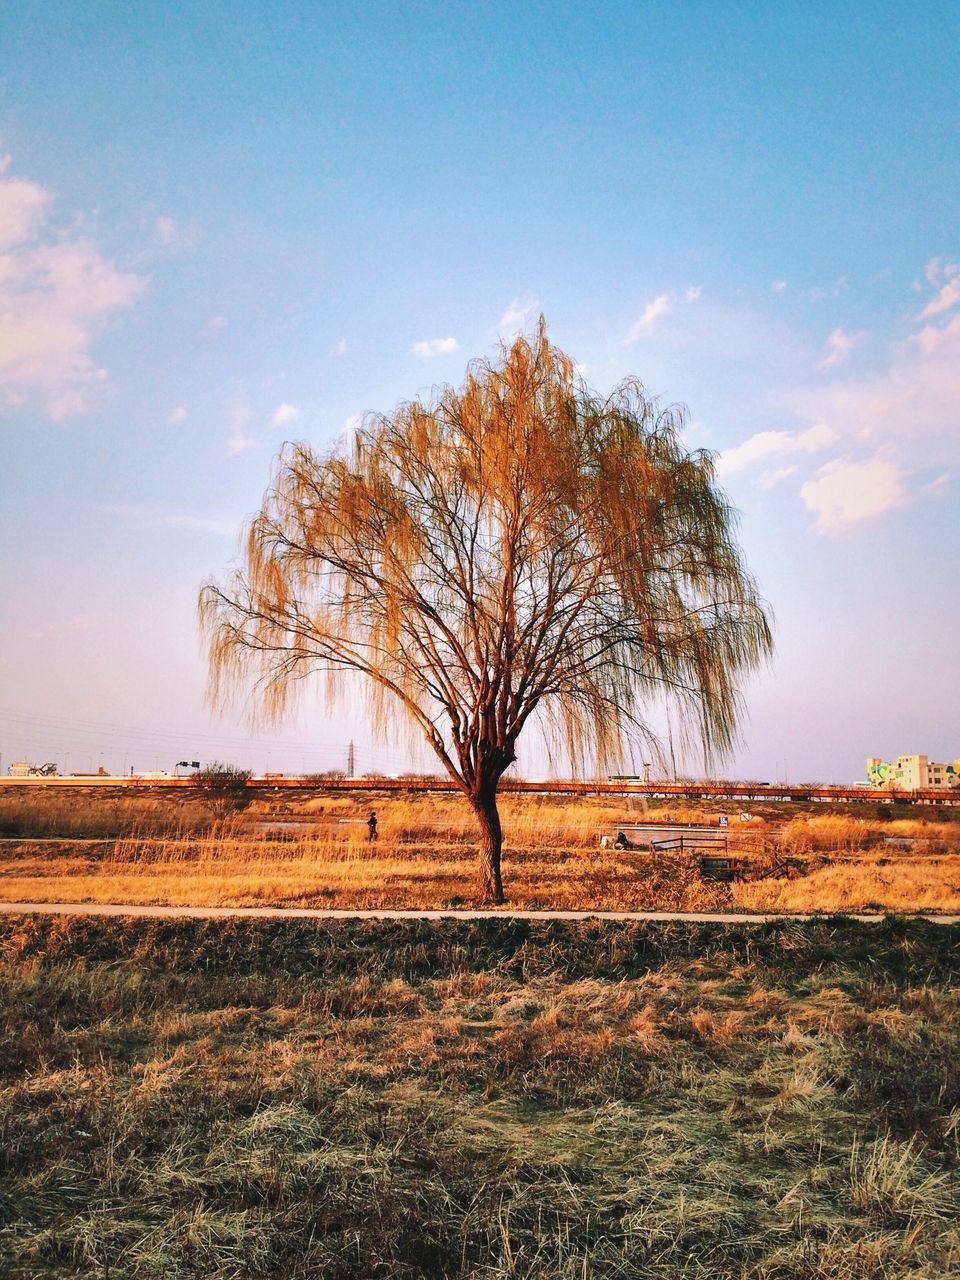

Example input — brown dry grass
[0,839,734,911]
[0,790,957,913]
[2,915,958,1278]
[735,854,960,914]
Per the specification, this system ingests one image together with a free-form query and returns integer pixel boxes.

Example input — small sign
[718,815,729,827]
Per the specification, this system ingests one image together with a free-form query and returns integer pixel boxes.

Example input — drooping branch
[200,321,773,896]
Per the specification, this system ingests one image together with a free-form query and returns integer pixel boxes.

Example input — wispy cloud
[761,255,960,532]
[789,306,960,460]
[155,215,178,246]
[0,156,145,419]
[95,502,237,538]
[499,296,539,335]
[226,397,256,454]
[925,256,944,286]
[758,465,798,489]
[153,214,196,252]
[330,338,348,357]
[413,337,459,357]
[271,402,299,427]
[918,259,960,319]
[716,423,835,476]
[800,454,906,534]
[771,279,788,293]
[912,309,960,356]
[168,405,188,424]
[624,293,671,342]
[685,285,702,303]
[821,327,866,369]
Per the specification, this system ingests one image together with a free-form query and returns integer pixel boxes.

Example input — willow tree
[200,323,772,903]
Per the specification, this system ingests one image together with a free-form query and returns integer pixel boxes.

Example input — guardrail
[650,833,729,854]
[0,776,956,805]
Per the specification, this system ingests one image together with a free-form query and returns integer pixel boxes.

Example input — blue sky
[1,1,957,780]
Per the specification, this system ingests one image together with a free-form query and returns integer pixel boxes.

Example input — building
[867,755,960,789]
[7,761,59,777]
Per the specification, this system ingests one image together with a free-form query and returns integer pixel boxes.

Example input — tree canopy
[200,323,772,901]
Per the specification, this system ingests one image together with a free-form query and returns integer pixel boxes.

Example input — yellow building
[867,755,960,789]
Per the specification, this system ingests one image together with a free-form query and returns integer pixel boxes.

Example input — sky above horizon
[1,1,958,782]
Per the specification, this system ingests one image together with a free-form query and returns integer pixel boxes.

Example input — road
[0,901,957,924]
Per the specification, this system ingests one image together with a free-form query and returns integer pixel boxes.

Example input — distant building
[867,755,960,789]
[7,761,58,777]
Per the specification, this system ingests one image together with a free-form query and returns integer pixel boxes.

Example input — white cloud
[413,337,459,357]
[758,465,798,489]
[716,423,836,476]
[685,285,702,303]
[330,338,348,357]
[205,314,228,336]
[800,454,906,535]
[763,260,960,532]
[821,327,866,369]
[788,309,960,461]
[499,296,538,334]
[0,167,49,247]
[152,214,195,253]
[925,471,950,495]
[624,294,671,341]
[226,397,256,454]
[911,309,960,357]
[168,405,188,424]
[918,262,960,319]
[272,402,299,427]
[0,160,145,418]
[155,215,178,246]
[771,279,788,293]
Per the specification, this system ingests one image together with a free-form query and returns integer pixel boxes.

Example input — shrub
[192,762,254,820]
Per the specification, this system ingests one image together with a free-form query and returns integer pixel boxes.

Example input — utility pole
[347,740,355,777]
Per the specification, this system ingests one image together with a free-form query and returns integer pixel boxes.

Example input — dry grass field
[0,789,958,914]
[2,914,958,1278]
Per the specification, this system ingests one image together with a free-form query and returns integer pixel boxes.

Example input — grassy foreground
[2,914,958,1278]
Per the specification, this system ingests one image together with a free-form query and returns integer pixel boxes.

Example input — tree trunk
[470,788,504,904]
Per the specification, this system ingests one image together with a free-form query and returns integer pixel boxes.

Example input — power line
[0,708,418,771]
[0,709,337,752]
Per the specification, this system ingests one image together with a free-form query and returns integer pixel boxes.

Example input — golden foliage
[201,324,770,780]
[200,324,772,898]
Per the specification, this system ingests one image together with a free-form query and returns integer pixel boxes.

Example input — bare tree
[200,323,772,902]
[192,761,254,821]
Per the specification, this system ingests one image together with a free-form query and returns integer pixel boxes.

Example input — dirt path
[1,901,958,924]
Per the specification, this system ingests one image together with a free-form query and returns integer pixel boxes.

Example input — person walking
[367,810,378,842]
